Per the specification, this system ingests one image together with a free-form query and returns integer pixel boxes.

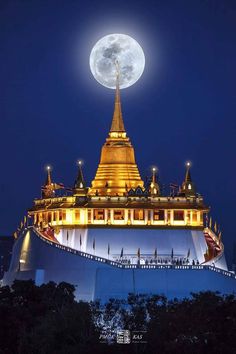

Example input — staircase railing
[31,226,236,280]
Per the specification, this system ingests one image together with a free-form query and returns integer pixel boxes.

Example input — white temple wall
[56,228,87,251]
[3,228,235,302]
[83,228,208,263]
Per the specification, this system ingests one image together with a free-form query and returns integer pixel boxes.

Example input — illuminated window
[174,210,184,221]
[192,211,197,222]
[75,209,80,221]
[113,210,125,220]
[134,209,144,220]
[94,209,105,220]
[167,211,171,221]
[188,184,192,190]
[128,210,131,219]
[87,209,92,222]
[153,210,165,221]
[187,211,191,222]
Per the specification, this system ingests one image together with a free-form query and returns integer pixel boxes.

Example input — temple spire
[149,167,160,196]
[110,61,125,133]
[73,160,87,196]
[185,162,192,183]
[45,165,52,186]
[74,161,85,189]
[88,61,144,196]
[42,166,55,198]
[180,161,196,197]
[152,167,157,184]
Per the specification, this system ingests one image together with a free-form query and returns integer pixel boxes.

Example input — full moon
[89,34,145,89]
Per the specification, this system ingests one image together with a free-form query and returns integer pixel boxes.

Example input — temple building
[3,84,236,301]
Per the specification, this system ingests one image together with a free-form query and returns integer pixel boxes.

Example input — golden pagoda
[88,76,144,196]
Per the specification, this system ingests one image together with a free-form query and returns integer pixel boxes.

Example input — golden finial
[150,166,159,195]
[42,165,55,198]
[185,161,192,183]
[45,165,52,186]
[152,167,157,184]
[110,60,125,133]
[74,159,86,192]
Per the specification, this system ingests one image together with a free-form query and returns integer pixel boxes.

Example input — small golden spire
[74,160,87,194]
[150,167,159,196]
[180,161,196,197]
[45,166,52,186]
[152,167,157,184]
[110,61,125,133]
[42,166,55,198]
[185,161,192,183]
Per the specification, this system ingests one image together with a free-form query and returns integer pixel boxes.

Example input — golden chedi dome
[88,82,144,196]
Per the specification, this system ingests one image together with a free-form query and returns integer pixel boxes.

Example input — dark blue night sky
[0,1,236,263]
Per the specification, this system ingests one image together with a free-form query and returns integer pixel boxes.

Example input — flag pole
[108,243,110,260]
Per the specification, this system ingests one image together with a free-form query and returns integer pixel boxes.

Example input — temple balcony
[31,207,205,228]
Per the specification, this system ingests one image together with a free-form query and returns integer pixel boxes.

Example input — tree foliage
[0,280,97,354]
[0,281,236,353]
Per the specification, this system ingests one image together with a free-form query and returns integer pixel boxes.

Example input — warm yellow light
[109,132,127,139]
[80,209,86,224]
[66,210,73,224]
